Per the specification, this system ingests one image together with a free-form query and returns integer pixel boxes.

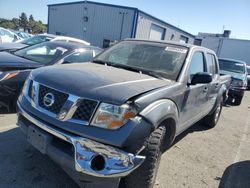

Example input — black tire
[234,96,243,105]
[204,99,222,128]
[121,126,166,188]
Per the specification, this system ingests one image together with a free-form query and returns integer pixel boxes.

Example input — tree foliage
[0,13,47,34]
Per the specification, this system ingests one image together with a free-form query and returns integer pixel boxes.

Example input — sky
[0,0,250,39]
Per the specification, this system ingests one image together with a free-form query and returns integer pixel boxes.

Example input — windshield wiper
[92,59,109,65]
[145,71,166,79]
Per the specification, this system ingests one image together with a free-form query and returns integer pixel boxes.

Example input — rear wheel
[121,126,166,188]
[204,99,222,128]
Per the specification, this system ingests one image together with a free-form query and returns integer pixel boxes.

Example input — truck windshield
[94,41,188,80]
[219,59,245,74]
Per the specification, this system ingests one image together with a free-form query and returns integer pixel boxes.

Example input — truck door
[205,53,220,112]
[180,51,210,129]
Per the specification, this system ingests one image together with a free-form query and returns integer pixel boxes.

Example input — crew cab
[17,39,231,188]
[219,58,248,105]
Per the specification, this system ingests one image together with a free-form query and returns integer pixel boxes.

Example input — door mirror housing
[190,72,212,85]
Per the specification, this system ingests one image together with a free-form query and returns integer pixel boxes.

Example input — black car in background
[0,34,90,52]
[0,41,102,111]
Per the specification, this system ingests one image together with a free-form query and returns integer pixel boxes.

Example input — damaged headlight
[0,71,19,81]
[91,103,137,130]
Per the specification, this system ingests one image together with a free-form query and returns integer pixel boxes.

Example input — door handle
[215,83,219,88]
[203,87,208,93]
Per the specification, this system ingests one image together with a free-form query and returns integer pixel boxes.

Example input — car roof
[218,58,246,65]
[37,34,90,45]
[40,40,101,51]
[124,38,215,53]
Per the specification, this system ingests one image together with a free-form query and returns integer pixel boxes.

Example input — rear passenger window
[189,52,205,77]
[206,54,214,74]
[207,53,218,75]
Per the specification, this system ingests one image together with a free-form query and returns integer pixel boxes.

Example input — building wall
[135,12,194,44]
[200,37,250,65]
[48,2,135,47]
[219,39,250,65]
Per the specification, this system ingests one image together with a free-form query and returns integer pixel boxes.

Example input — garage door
[149,24,165,40]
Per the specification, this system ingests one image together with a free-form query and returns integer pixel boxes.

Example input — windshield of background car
[21,35,53,45]
[94,41,188,80]
[219,59,245,74]
[14,42,69,64]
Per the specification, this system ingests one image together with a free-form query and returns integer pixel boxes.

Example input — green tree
[28,14,35,32]
[12,18,19,29]
[19,12,28,31]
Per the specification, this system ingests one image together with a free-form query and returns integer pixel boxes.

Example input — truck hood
[0,42,27,51]
[0,51,42,71]
[32,63,174,105]
[220,70,246,81]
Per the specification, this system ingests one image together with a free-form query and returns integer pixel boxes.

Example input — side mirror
[190,72,212,85]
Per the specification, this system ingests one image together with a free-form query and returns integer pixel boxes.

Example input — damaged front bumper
[17,102,145,178]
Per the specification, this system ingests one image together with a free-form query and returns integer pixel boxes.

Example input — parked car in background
[0,27,21,43]
[0,41,102,111]
[10,30,31,40]
[17,39,231,188]
[0,34,90,52]
[219,58,248,105]
[247,66,250,89]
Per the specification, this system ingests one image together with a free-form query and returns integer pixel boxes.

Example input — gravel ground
[0,91,249,188]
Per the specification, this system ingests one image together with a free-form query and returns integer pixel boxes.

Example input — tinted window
[64,50,93,63]
[189,52,205,76]
[95,41,188,80]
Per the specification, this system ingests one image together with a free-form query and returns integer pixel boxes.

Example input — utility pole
[119,11,128,40]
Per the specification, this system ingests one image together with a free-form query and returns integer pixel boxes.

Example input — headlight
[91,103,137,130]
[231,79,243,87]
[0,71,19,81]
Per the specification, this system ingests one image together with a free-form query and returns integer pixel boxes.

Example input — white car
[0,27,21,43]
[0,34,90,52]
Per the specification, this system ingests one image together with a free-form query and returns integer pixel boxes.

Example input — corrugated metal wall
[135,12,194,44]
[48,2,135,47]
[219,39,250,65]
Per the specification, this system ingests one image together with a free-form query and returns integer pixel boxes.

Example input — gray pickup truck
[17,39,231,188]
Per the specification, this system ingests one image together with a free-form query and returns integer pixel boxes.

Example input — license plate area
[27,126,52,154]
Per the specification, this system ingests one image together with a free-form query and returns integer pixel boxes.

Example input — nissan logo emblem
[43,93,55,107]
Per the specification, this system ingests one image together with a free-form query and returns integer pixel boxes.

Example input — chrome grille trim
[25,80,99,126]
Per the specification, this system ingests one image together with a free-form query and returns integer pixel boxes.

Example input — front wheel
[234,95,243,105]
[121,126,166,188]
[204,99,222,128]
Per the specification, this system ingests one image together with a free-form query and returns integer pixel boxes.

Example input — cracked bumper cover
[17,102,145,178]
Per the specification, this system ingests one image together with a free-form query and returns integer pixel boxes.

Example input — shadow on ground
[0,127,79,188]
[219,161,250,188]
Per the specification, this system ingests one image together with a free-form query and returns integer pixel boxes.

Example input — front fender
[139,99,178,129]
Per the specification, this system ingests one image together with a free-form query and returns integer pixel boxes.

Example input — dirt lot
[0,91,250,188]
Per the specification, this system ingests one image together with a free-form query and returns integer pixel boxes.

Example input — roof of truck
[124,38,215,53]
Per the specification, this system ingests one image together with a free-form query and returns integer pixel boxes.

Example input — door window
[189,52,205,77]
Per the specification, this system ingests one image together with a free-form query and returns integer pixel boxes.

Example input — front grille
[28,80,33,98]
[73,99,98,121]
[38,84,68,114]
